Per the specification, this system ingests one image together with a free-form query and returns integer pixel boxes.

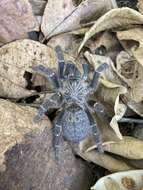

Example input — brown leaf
[0,0,38,43]
[0,99,50,171]
[117,28,143,65]
[86,31,121,61]
[78,7,143,52]
[117,28,143,102]
[0,39,57,99]
[116,51,135,86]
[104,136,143,159]
[137,0,143,15]
[104,178,121,190]
[84,52,127,138]
[0,100,93,190]
[127,100,143,117]
[79,150,133,172]
[41,0,116,39]
[91,170,143,190]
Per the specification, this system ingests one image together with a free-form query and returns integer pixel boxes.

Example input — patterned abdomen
[62,106,91,143]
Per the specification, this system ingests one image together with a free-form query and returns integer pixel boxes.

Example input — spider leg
[91,121,104,153]
[90,63,108,90]
[33,65,60,89]
[55,45,65,79]
[34,93,62,122]
[53,111,64,162]
[65,61,81,79]
[82,63,90,80]
[86,108,104,153]
[94,102,109,120]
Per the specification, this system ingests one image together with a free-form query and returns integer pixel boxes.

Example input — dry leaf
[78,7,143,52]
[84,52,122,85]
[0,39,57,99]
[41,0,116,39]
[83,135,143,167]
[79,150,133,172]
[0,0,38,43]
[84,52,127,138]
[91,170,143,190]
[104,178,121,190]
[110,95,127,139]
[98,80,127,139]
[127,100,143,117]
[117,28,143,102]
[86,31,121,61]
[104,136,143,160]
[116,51,135,86]
[0,99,50,171]
[117,28,143,66]
[78,116,134,172]
[79,113,120,153]
[0,100,92,190]
[137,0,143,14]
[97,80,126,139]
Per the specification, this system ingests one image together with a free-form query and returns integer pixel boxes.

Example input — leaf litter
[0,0,143,189]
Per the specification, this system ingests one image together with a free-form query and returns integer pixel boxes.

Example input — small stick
[119,117,143,124]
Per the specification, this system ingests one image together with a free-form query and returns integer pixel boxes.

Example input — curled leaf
[41,0,116,39]
[0,39,56,99]
[91,170,143,190]
[104,136,143,160]
[84,135,143,160]
[79,150,133,172]
[137,0,143,15]
[78,7,143,52]
[117,28,143,102]
[84,52,127,138]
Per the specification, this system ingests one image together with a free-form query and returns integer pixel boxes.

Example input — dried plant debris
[80,149,133,172]
[0,0,143,189]
[91,170,143,190]
[78,7,143,52]
[0,100,94,190]
[41,0,117,39]
[137,0,143,14]
[0,0,38,43]
[0,99,50,171]
[77,102,143,171]
[0,39,58,98]
[84,52,127,138]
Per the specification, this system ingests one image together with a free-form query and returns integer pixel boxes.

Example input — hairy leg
[53,111,64,162]
[82,63,90,80]
[90,63,108,89]
[91,121,104,153]
[86,108,104,153]
[34,93,62,122]
[55,45,65,79]
[65,61,81,79]
[33,65,60,89]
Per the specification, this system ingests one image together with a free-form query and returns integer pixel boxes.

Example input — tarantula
[33,46,108,161]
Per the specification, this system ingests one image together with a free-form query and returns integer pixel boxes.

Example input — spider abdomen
[62,106,91,143]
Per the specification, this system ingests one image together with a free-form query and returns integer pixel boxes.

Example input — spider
[33,46,108,161]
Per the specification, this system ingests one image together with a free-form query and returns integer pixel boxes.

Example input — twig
[119,117,143,124]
